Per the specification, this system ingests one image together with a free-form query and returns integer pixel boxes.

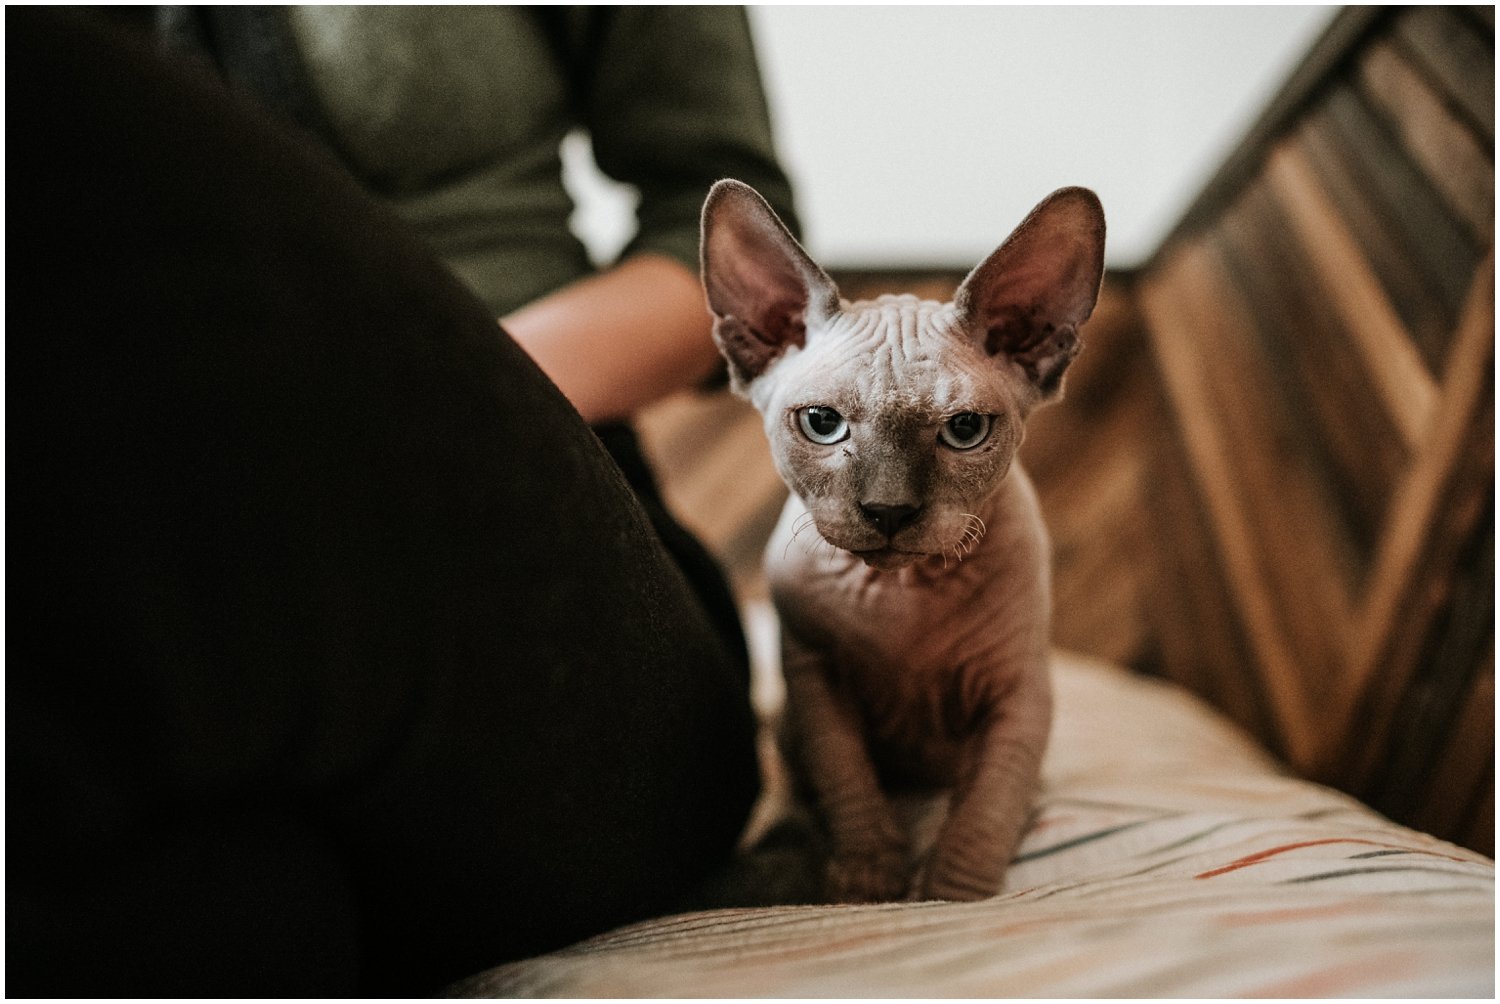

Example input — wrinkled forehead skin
[747,293,1032,436]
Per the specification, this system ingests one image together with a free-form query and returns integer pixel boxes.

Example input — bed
[451,648,1493,998]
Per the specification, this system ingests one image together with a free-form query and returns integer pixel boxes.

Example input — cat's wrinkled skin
[701,179,1105,902]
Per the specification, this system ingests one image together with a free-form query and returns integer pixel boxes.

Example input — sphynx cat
[700,180,1105,902]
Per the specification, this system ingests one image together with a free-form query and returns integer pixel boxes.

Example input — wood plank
[1357,38,1495,247]
[1051,492,1151,667]
[1214,185,1393,577]
[1393,5,1494,143]
[1135,391,1282,750]
[1140,243,1324,766]
[1296,111,1455,369]
[1264,139,1439,451]
[1405,624,1494,850]
[1034,427,1143,548]
[1320,85,1482,334]
[1357,508,1493,828]
[1343,257,1495,734]
[1344,480,1494,805]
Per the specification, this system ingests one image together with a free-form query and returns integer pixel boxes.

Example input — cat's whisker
[785,512,822,560]
[946,514,987,563]
[801,529,829,559]
[960,513,987,551]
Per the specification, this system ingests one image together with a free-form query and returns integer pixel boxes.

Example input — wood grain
[1358,38,1494,246]
[1264,139,1439,449]
[1392,6,1494,142]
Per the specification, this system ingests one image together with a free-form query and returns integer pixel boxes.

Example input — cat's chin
[851,546,926,571]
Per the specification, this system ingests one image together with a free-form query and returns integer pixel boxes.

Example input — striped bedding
[452,649,1494,998]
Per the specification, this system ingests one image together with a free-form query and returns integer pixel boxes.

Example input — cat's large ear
[955,187,1105,401]
[701,179,840,388]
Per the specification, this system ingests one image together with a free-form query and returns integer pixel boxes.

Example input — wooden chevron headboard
[1022,5,1494,854]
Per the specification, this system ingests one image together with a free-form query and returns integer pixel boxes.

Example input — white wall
[566,5,1340,271]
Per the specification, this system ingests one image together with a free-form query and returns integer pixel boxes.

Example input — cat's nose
[859,502,923,538]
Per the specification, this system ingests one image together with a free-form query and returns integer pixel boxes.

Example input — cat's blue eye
[797,406,849,445]
[939,412,992,450]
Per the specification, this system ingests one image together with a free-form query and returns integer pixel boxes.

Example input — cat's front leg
[923,663,1051,901]
[782,634,909,903]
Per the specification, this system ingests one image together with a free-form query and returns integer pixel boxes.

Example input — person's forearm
[500,253,722,425]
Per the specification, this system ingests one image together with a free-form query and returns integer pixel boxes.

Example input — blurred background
[569,6,1337,269]
[615,6,1492,858]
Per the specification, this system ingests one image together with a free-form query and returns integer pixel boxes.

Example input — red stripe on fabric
[1193,838,1466,879]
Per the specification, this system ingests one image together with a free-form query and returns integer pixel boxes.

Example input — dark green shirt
[287,6,798,316]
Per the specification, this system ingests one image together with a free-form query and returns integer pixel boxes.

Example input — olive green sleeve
[578,7,802,271]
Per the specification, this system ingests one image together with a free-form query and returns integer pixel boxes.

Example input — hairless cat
[701,180,1105,902]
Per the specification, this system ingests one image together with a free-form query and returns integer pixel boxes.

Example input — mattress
[451,648,1494,997]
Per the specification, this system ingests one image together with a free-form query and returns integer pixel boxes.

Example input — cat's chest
[768,510,1009,780]
[837,644,995,785]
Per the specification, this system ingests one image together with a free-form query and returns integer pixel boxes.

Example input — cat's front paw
[825,847,910,903]
[920,857,1004,902]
